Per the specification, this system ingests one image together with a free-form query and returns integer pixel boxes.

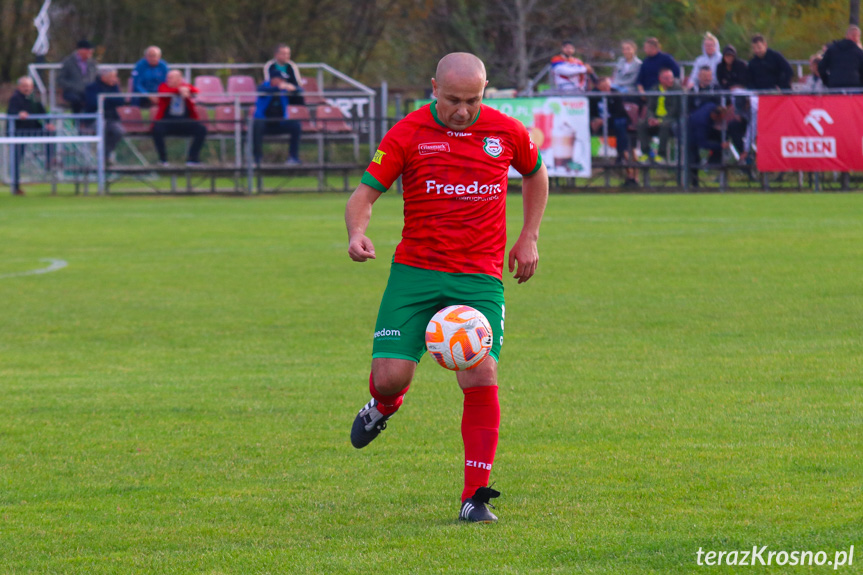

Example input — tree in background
[0,0,857,93]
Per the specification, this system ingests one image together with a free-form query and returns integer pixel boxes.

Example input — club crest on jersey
[483,136,504,158]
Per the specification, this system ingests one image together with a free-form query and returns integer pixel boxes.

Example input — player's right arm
[345,183,383,262]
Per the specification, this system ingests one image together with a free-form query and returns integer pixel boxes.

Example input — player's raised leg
[351,358,415,448]
[456,357,501,522]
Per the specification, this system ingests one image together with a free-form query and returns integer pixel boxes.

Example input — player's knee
[457,357,498,390]
[371,358,415,395]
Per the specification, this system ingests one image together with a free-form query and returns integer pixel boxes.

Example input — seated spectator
[151,70,207,166]
[6,76,54,195]
[637,68,681,163]
[84,66,125,164]
[550,40,593,93]
[687,103,729,187]
[252,77,302,166]
[803,55,825,92]
[263,44,305,105]
[636,37,680,93]
[58,39,98,113]
[717,45,748,90]
[747,34,793,90]
[687,32,722,88]
[819,25,863,88]
[690,66,721,111]
[612,40,641,93]
[590,77,638,186]
[131,46,169,106]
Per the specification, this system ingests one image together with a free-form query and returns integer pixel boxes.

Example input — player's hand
[508,234,538,284]
[348,234,376,262]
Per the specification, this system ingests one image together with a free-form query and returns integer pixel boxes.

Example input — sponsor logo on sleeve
[419,142,451,155]
[483,136,504,158]
[372,149,386,164]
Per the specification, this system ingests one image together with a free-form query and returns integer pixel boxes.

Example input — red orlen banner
[757,95,863,172]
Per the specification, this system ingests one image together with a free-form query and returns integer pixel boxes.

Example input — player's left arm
[508,162,549,284]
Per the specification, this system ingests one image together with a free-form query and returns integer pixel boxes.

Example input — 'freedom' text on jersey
[361,102,542,279]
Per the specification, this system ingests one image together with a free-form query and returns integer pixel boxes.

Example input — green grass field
[1,192,861,574]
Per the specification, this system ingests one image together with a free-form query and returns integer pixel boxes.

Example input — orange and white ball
[425,305,493,371]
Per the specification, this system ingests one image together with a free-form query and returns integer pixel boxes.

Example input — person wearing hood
[687,32,722,88]
[819,25,863,88]
[716,45,749,90]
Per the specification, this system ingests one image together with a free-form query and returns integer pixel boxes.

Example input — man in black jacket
[717,45,748,90]
[84,67,126,163]
[747,35,793,90]
[6,76,54,195]
[819,25,863,88]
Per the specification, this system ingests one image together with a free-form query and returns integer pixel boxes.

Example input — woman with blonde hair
[687,32,722,88]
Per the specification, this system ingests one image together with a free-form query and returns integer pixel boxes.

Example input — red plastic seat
[300,76,327,105]
[117,105,151,133]
[315,105,353,133]
[288,105,319,133]
[194,75,231,105]
[226,75,258,105]
[212,105,244,133]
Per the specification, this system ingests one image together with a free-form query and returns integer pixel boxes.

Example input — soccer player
[345,52,549,523]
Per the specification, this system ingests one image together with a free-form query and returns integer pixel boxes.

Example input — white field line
[0,258,67,279]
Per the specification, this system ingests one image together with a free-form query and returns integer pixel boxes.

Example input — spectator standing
[819,25,863,88]
[590,77,638,186]
[636,37,681,93]
[84,67,126,163]
[687,32,722,88]
[263,44,305,105]
[803,55,826,92]
[131,46,169,106]
[612,40,642,93]
[151,70,208,166]
[637,68,681,163]
[58,39,98,113]
[717,45,748,89]
[252,77,302,165]
[6,76,54,195]
[746,35,793,90]
[550,40,593,93]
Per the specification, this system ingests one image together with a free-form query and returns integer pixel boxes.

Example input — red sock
[369,371,409,416]
[461,385,500,503]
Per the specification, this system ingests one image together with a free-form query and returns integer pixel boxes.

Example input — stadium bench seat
[226,75,258,105]
[194,75,232,105]
[117,105,152,133]
[315,105,353,133]
[288,105,319,133]
[300,77,327,105]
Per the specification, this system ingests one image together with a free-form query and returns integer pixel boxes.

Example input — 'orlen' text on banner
[757,95,863,172]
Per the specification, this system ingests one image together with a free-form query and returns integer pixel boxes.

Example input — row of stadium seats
[115,104,352,134]
[127,75,326,106]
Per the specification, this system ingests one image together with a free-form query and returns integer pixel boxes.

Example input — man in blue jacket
[131,46,169,107]
[252,77,302,165]
[636,37,681,93]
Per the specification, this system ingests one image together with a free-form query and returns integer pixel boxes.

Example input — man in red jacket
[152,70,208,166]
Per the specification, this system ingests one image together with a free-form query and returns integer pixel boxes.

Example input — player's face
[432,74,487,131]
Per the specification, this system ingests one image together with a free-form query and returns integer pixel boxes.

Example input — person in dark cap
[58,39,98,113]
[716,44,748,90]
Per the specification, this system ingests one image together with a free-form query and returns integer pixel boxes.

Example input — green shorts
[373,263,506,363]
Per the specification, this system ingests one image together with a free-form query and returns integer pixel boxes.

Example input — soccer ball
[425,305,493,371]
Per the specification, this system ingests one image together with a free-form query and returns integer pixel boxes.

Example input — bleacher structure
[10,62,378,195]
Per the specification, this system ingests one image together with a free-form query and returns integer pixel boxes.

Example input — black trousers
[152,119,208,162]
[252,119,301,163]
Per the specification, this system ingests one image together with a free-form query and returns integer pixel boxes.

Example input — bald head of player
[431,52,488,132]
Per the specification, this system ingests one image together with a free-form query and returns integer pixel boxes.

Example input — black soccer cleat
[351,398,391,448]
[459,485,501,523]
